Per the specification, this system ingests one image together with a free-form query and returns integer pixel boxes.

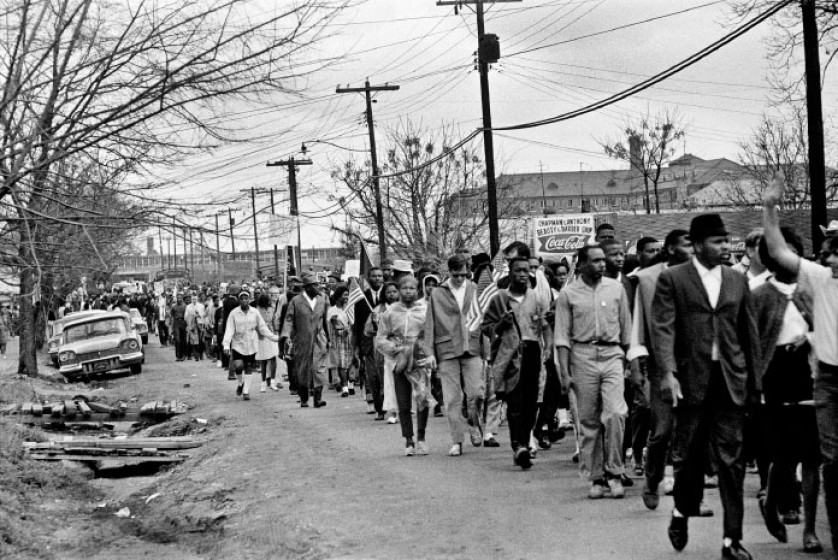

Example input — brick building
[453,153,745,216]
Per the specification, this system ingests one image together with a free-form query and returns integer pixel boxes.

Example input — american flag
[466,251,506,330]
[344,237,374,324]
[345,277,367,324]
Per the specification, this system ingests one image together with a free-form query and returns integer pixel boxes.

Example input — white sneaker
[216,360,223,368]
[416,441,429,455]
[448,443,462,457]
[663,477,675,496]
[387,415,398,424]
[404,445,415,457]
[269,382,279,392]
[260,381,267,393]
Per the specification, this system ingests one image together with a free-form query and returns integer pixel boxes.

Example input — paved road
[68,340,838,559]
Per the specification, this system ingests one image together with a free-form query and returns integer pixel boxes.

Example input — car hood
[61,335,129,354]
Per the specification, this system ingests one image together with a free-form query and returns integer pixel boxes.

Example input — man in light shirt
[763,177,838,557]
[652,214,758,560]
[223,290,279,401]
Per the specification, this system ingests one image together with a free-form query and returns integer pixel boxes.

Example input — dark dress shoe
[802,533,823,554]
[513,447,532,470]
[642,479,659,510]
[538,436,552,450]
[620,474,634,487]
[721,542,752,560]
[483,437,500,448]
[235,384,243,396]
[547,428,565,443]
[667,515,688,551]
[300,401,309,408]
[314,400,327,408]
[759,497,787,543]
[374,413,385,421]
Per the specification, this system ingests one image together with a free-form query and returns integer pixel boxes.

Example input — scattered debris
[145,492,161,504]
[1,398,190,430]
[115,507,131,518]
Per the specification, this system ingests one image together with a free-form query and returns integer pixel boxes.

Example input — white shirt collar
[692,257,721,279]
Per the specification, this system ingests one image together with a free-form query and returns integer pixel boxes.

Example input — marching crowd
[143,179,837,560]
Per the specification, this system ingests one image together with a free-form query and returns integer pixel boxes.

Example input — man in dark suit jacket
[352,267,384,417]
[651,214,759,560]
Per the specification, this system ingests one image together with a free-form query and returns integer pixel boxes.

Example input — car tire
[141,335,148,345]
[130,363,142,375]
[51,357,59,368]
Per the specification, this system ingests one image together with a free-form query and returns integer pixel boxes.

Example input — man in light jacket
[424,254,484,457]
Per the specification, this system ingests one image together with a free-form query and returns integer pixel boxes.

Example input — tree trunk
[643,177,651,214]
[17,267,39,376]
[653,181,661,214]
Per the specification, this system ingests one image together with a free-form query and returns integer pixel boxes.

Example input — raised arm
[762,174,801,274]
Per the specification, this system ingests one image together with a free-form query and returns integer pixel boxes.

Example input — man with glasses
[424,254,484,457]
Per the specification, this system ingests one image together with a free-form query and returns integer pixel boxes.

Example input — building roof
[497,169,636,198]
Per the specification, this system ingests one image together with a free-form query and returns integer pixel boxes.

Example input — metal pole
[802,0,827,252]
[173,218,178,270]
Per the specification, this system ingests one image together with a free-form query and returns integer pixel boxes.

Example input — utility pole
[214,212,222,280]
[158,227,163,270]
[270,188,279,280]
[438,0,518,257]
[266,157,312,275]
[188,227,194,277]
[248,187,261,278]
[336,79,399,261]
[172,217,178,269]
[228,208,236,261]
[802,0,827,251]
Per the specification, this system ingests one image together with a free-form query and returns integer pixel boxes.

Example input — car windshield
[63,318,127,343]
[129,309,141,320]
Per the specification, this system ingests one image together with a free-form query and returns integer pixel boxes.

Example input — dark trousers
[157,321,169,346]
[504,341,541,451]
[630,382,651,464]
[815,363,838,553]
[394,368,429,440]
[364,353,384,414]
[672,364,746,541]
[174,324,188,359]
[535,359,561,436]
[645,375,674,488]
[286,358,298,392]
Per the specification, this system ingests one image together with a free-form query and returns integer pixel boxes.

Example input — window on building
[567,199,573,207]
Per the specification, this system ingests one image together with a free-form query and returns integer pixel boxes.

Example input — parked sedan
[46,310,106,368]
[128,308,149,345]
[57,312,144,381]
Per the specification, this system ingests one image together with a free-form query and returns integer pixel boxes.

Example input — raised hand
[763,172,786,208]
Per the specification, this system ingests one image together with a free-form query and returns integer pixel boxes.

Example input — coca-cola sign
[532,215,595,259]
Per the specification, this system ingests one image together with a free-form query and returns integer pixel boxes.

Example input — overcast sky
[150,0,837,254]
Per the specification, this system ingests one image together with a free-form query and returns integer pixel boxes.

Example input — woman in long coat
[280,273,330,408]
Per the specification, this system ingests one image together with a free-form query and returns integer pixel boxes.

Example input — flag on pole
[477,251,506,313]
[345,237,375,324]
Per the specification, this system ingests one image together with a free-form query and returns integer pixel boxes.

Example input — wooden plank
[50,403,63,418]
[86,401,117,414]
[77,401,92,417]
[31,404,42,417]
[27,453,185,463]
[0,403,18,414]
[24,437,200,450]
[63,400,77,418]
[139,402,156,415]
[20,403,33,414]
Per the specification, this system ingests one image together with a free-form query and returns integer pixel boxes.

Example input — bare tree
[331,121,517,270]
[0,0,348,375]
[718,107,838,209]
[599,110,686,214]
[728,1,838,102]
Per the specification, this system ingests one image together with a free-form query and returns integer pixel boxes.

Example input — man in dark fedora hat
[651,213,759,560]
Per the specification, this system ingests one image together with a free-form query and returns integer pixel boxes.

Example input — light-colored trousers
[483,360,503,437]
[438,355,485,444]
[571,344,627,481]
